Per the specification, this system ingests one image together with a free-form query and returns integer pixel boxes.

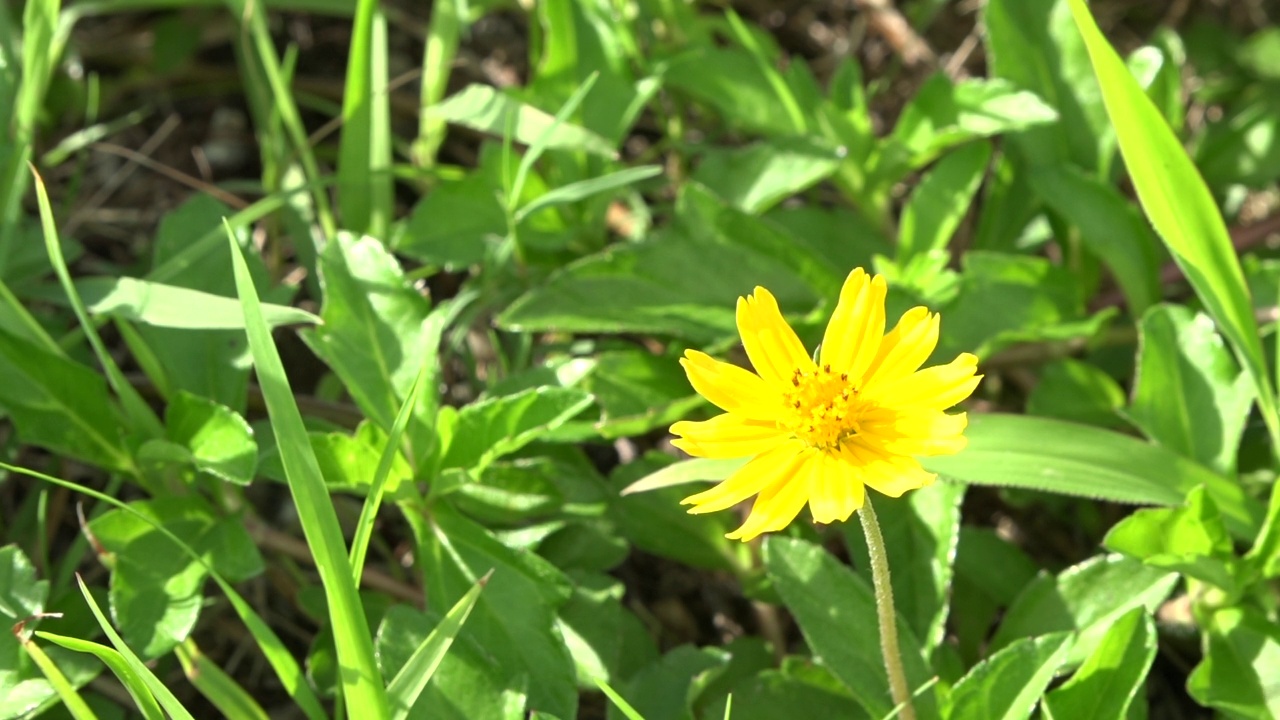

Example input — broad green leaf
[156,391,257,486]
[419,504,577,719]
[1042,608,1156,720]
[1125,305,1253,475]
[0,329,132,472]
[0,544,54,720]
[302,233,436,464]
[620,457,749,496]
[229,231,389,719]
[952,528,1040,665]
[922,414,1262,538]
[946,632,1072,720]
[613,645,727,720]
[60,276,316,329]
[692,137,841,215]
[1069,0,1280,454]
[258,425,413,495]
[990,554,1176,665]
[393,172,504,269]
[939,251,1088,358]
[609,454,745,573]
[36,631,160,720]
[1104,485,1237,591]
[664,48,800,135]
[984,0,1109,171]
[1029,165,1161,314]
[1187,607,1280,719]
[375,605,522,720]
[763,537,939,720]
[428,84,615,157]
[1025,358,1125,428]
[89,497,263,658]
[556,575,658,686]
[899,141,991,261]
[579,350,701,440]
[843,481,964,651]
[386,578,486,720]
[437,386,594,474]
[711,668,867,720]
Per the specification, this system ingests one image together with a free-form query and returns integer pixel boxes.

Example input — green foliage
[4,0,1280,718]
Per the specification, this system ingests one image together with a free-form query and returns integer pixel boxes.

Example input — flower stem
[859,497,916,720]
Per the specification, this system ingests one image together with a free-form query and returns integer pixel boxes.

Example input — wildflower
[671,268,980,541]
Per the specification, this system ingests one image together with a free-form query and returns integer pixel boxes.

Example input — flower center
[780,364,860,449]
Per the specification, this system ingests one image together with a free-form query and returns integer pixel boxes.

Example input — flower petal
[844,440,936,497]
[859,410,969,457]
[682,439,807,514]
[861,353,981,411]
[820,268,887,382]
[680,350,781,420]
[807,449,865,525]
[863,307,939,388]
[671,414,789,458]
[737,287,814,386]
[726,453,816,541]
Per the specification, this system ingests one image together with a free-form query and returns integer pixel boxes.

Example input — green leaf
[1042,608,1156,720]
[620,457,749,496]
[1025,359,1125,428]
[393,172,504,269]
[1124,305,1254,475]
[1028,165,1161,314]
[952,528,1040,665]
[843,481,964,651]
[990,555,1176,665]
[0,544,54,719]
[692,137,841,215]
[438,386,593,474]
[0,328,132,472]
[609,454,745,573]
[1187,607,1280,719]
[229,229,390,719]
[1104,485,1238,591]
[556,576,658,686]
[579,350,701,440]
[375,605,523,720]
[898,141,991,261]
[419,504,577,718]
[613,645,727,720]
[336,0,392,238]
[37,631,162,720]
[58,277,318,330]
[302,232,437,464]
[386,577,486,720]
[763,537,939,720]
[946,632,1072,720]
[1195,89,1280,191]
[984,0,1110,171]
[711,668,867,720]
[428,84,615,157]
[922,414,1262,538]
[1068,0,1280,455]
[516,165,662,224]
[89,497,263,658]
[664,48,801,135]
[174,641,270,720]
[161,391,258,485]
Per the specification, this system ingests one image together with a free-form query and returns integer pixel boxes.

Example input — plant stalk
[859,497,916,720]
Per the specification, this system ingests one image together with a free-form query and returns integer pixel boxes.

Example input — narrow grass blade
[1067,0,1280,456]
[349,356,430,581]
[514,165,662,224]
[337,0,393,237]
[31,167,164,441]
[2,464,328,720]
[592,675,645,720]
[413,0,462,166]
[507,72,601,214]
[226,224,391,719]
[37,631,164,720]
[385,573,488,720]
[20,634,102,720]
[73,575,198,720]
[724,8,806,133]
[175,640,270,720]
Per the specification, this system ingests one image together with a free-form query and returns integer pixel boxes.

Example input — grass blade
[337,0,393,237]
[592,675,646,720]
[226,223,390,719]
[175,640,271,720]
[413,0,462,166]
[385,573,488,720]
[37,631,164,720]
[5,461,327,720]
[514,165,662,224]
[1067,0,1280,456]
[20,633,102,720]
[73,575,198,720]
[507,72,601,215]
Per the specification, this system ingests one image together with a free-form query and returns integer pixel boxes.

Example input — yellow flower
[671,268,981,541]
